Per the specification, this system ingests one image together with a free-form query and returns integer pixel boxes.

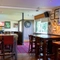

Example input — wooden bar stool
[28,35,35,53]
[0,35,17,60]
[52,41,60,60]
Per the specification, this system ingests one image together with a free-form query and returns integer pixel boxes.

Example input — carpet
[17,42,29,53]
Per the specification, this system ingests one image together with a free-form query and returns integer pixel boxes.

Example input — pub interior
[0,0,60,60]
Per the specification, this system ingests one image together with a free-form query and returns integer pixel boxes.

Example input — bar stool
[52,41,60,60]
[28,35,35,53]
[0,35,17,60]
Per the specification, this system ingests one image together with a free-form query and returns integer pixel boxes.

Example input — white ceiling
[0,0,60,21]
[0,8,46,21]
[0,0,60,9]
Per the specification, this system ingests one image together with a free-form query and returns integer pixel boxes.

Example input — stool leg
[54,47,58,60]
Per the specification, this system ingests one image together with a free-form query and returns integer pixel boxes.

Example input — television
[0,22,4,26]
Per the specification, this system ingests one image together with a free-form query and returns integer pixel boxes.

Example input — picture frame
[57,19,60,25]
[13,23,18,28]
[4,21,10,28]
[54,9,59,19]
[50,13,54,20]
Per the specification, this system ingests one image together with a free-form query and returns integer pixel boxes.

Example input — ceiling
[0,0,60,21]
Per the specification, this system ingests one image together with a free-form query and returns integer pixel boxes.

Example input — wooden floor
[17,53,59,60]
[5,53,36,60]
[4,53,54,60]
[17,53,36,60]
[3,53,60,60]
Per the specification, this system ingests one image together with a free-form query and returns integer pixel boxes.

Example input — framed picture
[13,23,18,28]
[4,21,10,28]
[57,19,60,25]
[54,9,59,19]
[50,13,54,20]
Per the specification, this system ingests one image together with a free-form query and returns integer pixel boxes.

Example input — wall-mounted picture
[13,23,18,28]
[54,9,59,19]
[4,21,10,28]
[57,19,60,25]
[50,13,54,20]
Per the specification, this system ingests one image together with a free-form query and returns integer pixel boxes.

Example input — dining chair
[28,35,36,53]
[0,35,17,60]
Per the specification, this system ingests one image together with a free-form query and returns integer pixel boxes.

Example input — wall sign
[24,21,31,28]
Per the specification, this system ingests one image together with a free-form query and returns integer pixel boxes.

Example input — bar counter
[32,34,60,60]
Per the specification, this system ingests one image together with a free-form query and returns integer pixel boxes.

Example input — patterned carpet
[17,42,60,60]
[17,42,29,53]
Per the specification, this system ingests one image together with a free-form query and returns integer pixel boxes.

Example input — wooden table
[33,34,60,60]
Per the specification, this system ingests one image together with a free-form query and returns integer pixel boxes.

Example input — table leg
[43,40,47,60]
[13,40,17,60]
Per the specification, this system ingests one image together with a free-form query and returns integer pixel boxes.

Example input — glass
[35,19,48,33]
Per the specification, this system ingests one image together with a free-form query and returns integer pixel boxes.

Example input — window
[35,19,48,34]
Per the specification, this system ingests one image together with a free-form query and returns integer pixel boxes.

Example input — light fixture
[36,7,40,12]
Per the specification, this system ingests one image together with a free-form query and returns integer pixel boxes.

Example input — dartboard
[24,21,31,28]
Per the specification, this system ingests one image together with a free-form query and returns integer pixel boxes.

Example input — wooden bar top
[33,34,60,39]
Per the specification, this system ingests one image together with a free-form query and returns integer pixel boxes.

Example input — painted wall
[0,20,18,31]
[23,20,34,40]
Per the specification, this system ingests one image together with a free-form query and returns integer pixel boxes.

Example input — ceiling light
[36,7,40,12]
